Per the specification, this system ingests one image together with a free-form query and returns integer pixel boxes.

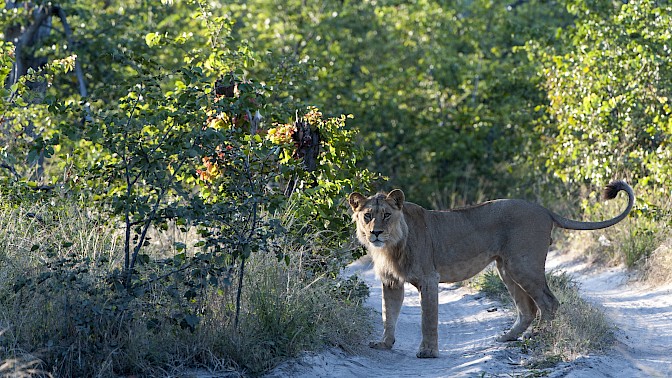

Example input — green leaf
[138,254,150,265]
[145,32,162,47]
[173,252,186,265]
[180,314,200,331]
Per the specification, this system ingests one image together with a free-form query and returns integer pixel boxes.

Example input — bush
[0,198,371,376]
[529,0,672,225]
[2,2,377,375]
[207,244,371,375]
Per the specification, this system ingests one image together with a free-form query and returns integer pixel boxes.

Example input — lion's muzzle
[369,230,386,247]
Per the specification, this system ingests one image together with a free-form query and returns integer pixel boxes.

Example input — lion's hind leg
[520,281,559,340]
[514,271,559,323]
[496,256,560,341]
[495,259,537,342]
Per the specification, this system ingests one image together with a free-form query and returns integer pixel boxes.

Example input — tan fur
[349,181,634,358]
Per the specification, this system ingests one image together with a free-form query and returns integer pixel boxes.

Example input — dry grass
[0,358,51,378]
[0,198,371,376]
[0,328,50,378]
[642,239,672,286]
[557,208,670,286]
[527,271,615,363]
[193,238,372,375]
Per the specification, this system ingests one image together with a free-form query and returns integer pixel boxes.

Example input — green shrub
[0,198,370,376]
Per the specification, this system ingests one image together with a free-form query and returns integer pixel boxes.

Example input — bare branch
[0,162,20,179]
[53,6,92,122]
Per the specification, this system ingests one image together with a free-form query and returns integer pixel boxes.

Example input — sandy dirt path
[267,251,672,377]
[545,251,672,378]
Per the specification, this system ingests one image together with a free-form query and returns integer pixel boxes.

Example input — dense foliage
[532,0,672,203]
[2,0,375,282]
[222,0,576,206]
[2,0,671,375]
[1,0,375,375]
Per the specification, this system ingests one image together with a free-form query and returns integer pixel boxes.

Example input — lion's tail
[550,181,635,230]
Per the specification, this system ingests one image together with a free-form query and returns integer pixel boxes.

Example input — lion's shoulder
[399,201,430,226]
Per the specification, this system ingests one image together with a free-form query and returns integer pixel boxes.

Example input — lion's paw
[496,333,519,342]
[369,341,393,350]
[416,348,439,358]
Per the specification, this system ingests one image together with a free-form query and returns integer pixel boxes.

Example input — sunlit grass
[642,239,672,286]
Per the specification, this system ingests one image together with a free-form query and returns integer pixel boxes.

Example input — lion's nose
[371,230,383,237]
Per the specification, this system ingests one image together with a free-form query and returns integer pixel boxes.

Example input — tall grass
[0,198,370,376]
[643,239,672,285]
[528,271,615,363]
[206,249,371,374]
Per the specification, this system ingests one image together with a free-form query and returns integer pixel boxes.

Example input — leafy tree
[530,0,672,209]
[224,0,573,205]
[1,0,378,374]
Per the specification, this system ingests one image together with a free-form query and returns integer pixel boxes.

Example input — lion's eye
[363,213,372,222]
[383,213,391,220]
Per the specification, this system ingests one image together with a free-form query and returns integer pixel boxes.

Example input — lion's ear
[349,193,367,211]
[387,189,405,209]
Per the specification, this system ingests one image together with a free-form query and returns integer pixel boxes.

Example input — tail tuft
[603,180,627,200]
[552,180,634,230]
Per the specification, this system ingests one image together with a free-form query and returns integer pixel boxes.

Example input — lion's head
[349,189,408,249]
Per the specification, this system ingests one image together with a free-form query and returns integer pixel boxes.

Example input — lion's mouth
[370,239,385,248]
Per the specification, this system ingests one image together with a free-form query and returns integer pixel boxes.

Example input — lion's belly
[436,254,496,283]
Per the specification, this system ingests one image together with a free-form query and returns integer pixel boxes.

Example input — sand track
[268,251,672,377]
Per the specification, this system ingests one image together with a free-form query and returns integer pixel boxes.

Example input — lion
[348,181,634,358]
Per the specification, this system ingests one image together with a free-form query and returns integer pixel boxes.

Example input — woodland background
[1,0,671,376]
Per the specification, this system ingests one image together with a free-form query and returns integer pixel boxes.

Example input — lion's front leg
[370,283,404,350]
[417,274,439,358]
